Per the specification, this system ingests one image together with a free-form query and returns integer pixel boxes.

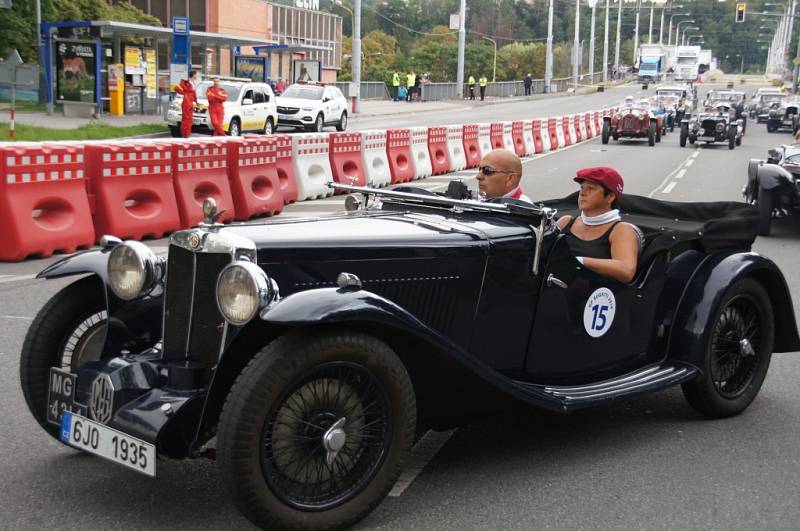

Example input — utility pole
[573,0,581,89]
[614,0,622,68]
[659,6,665,44]
[546,0,555,91]
[603,0,610,82]
[633,0,641,66]
[456,0,465,99]
[649,1,654,44]
[352,0,361,113]
[590,0,597,80]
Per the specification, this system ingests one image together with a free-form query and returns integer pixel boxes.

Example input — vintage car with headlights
[744,143,800,235]
[602,99,661,146]
[680,102,743,149]
[21,186,799,530]
[749,88,785,123]
[766,97,800,133]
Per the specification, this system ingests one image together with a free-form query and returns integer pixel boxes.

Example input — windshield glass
[657,90,683,98]
[762,95,784,103]
[195,82,242,101]
[281,85,324,100]
[677,56,696,65]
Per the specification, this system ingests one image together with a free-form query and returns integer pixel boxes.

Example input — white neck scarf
[580,209,620,226]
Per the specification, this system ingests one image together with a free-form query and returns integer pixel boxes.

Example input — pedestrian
[468,74,476,100]
[398,84,408,102]
[174,70,198,138]
[275,78,286,95]
[406,71,415,102]
[479,74,488,101]
[413,73,421,102]
[206,76,228,136]
[392,71,400,101]
[524,73,532,96]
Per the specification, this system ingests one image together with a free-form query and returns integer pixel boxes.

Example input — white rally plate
[60,412,156,477]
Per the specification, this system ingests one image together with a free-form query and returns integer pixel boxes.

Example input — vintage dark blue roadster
[21,183,800,530]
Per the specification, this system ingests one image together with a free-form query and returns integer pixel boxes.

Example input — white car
[276,83,348,132]
[166,79,278,137]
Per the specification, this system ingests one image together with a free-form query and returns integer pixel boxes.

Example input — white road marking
[0,315,33,320]
[692,150,700,158]
[675,169,688,179]
[388,429,457,497]
[684,159,694,167]
[662,182,678,194]
[648,149,700,197]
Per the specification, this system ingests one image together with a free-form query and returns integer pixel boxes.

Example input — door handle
[546,274,568,289]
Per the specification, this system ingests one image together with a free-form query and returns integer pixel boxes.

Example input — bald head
[476,148,523,199]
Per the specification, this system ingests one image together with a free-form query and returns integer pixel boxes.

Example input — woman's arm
[556,215,572,230]
[581,224,639,283]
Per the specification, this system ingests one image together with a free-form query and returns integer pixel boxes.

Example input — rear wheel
[767,120,778,133]
[681,279,774,418]
[228,118,241,137]
[728,128,736,150]
[656,123,662,142]
[601,121,610,144]
[217,330,416,531]
[169,125,181,138]
[648,122,656,146]
[336,112,348,132]
[263,117,274,135]
[758,186,774,236]
[20,277,107,443]
[680,124,688,147]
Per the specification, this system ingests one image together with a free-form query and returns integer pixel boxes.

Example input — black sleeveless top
[562,217,621,259]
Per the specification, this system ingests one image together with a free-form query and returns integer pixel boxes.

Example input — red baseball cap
[574,167,624,199]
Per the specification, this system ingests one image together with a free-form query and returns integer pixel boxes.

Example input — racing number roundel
[583,288,616,338]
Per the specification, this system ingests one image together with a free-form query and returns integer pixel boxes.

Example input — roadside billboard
[293,60,321,83]
[55,40,96,103]
[235,55,270,83]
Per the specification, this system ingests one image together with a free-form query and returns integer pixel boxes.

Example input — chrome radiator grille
[163,244,231,366]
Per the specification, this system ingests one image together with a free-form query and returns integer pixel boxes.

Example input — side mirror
[243,98,253,105]
[264,94,270,102]
[323,97,331,103]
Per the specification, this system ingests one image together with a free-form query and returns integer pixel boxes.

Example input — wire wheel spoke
[710,296,761,398]
[260,361,391,511]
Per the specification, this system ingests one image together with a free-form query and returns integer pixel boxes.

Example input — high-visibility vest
[479,76,488,87]
[392,73,400,86]
[407,74,416,86]
[468,76,476,85]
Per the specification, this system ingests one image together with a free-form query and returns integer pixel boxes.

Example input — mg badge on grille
[188,232,201,249]
[89,374,115,424]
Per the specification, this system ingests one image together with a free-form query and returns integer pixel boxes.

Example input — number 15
[591,304,609,331]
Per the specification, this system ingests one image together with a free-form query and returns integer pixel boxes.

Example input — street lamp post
[481,36,498,82]
[603,0,610,82]
[456,0,465,99]
[614,0,622,68]
[633,0,642,66]
[649,0,655,44]
[669,14,692,46]
[674,20,695,47]
[353,0,362,113]
[545,0,555,92]
[589,0,597,81]
[680,26,699,46]
[573,0,581,89]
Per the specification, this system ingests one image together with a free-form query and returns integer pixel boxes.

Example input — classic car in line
[749,88,785,123]
[766,97,800,133]
[22,184,799,530]
[680,102,743,149]
[602,98,662,146]
[744,143,800,235]
[703,90,748,134]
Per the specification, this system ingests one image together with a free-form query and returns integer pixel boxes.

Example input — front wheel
[217,330,417,531]
[681,279,774,418]
[169,125,181,138]
[228,118,241,137]
[758,186,774,236]
[767,120,778,133]
[601,121,610,144]
[20,276,107,443]
[680,124,688,147]
[728,129,736,150]
[648,122,656,146]
[310,113,324,132]
[336,112,348,132]
[656,123,662,143]
[263,117,274,135]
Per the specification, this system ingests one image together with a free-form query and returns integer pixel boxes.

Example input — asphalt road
[3,82,800,530]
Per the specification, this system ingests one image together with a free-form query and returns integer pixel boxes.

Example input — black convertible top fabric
[541,192,759,252]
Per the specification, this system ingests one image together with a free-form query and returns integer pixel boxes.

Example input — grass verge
[0,122,165,141]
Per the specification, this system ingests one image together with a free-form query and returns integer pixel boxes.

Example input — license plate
[47,367,86,425]
[279,114,294,120]
[60,412,156,477]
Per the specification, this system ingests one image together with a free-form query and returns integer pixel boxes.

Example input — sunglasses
[478,166,514,176]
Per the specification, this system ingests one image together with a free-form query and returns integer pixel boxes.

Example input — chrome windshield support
[530,208,554,276]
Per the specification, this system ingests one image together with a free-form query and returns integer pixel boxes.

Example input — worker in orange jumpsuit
[174,70,198,138]
[206,77,228,136]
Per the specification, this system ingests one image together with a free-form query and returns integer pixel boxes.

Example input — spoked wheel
[20,276,107,442]
[682,279,774,418]
[217,330,416,531]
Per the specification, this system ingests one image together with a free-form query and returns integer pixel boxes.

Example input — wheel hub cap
[323,417,346,465]
[739,338,755,357]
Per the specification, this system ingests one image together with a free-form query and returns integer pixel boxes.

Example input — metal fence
[419,83,459,101]
[333,81,391,100]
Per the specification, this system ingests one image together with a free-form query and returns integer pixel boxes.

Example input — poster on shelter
[56,40,96,103]
[125,46,145,75]
[293,60,320,83]
[107,63,123,91]
[235,56,269,83]
[145,48,157,98]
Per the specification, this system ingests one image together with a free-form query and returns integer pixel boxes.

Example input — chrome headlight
[107,241,161,300]
[716,123,725,132]
[698,128,705,135]
[216,261,275,325]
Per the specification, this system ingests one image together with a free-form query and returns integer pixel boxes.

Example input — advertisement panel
[125,46,145,75]
[235,56,269,82]
[55,40,97,104]
[293,60,321,83]
[145,48,157,98]
[107,63,123,91]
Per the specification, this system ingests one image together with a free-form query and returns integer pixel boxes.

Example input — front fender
[668,252,800,370]
[757,163,794,191]
[37,248,110,282]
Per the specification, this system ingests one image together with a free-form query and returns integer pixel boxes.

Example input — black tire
[681,279,774,418]
[729,129,736,150]
[228,118,241,137]
[656,122,662,143]
[648,122,656,146]
[758,186,774,236]
[217,329,417,531]
[311,113,324,132]
[680,124,688,147]
[689,135,695,145]
[336,111,348,132]
[767,120,778,133]
[263,117,274,135]
[169,125,182,138]
[20,276,107,442]
[741,116,747,135]
[601,120,610,144]
[736,135,742,146]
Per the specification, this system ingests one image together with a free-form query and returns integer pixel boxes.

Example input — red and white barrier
[292,133,334,200]
[532,119,545,154]
[427,126,450,175]
[329,132,366,187]
[445,125,467,171]
[511,121,527,157]
[0,144,94,261]
[477,124,492,158]
[386,129,415,183]
[555,117,567,148]
[462,124,481,168]
[361,130,392,187]
[572,115,583,143]
[522,121,536,155]
[501,122,515,152]
[227,137,283,220]
[273,135,298,204]
[540,120,551,152]
[85,142,181,240]
[172,140,236,227]
[409,127,432,180]
[562,117,574,147]
[548,118,561,150]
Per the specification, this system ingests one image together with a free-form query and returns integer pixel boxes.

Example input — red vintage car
[602,99,662,146]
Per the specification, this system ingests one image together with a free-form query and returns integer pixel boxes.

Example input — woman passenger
[556,167,640,283]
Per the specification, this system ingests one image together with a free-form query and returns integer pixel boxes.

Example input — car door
[262,84,277,128]
[252,87,268,130]
[525,234,667,383]
[321,87,334,124]
[241,88,257,131]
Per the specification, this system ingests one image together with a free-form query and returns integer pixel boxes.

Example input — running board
[512,363,698,411]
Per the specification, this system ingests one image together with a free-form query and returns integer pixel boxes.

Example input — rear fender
[667,252,800,370]
[757,163,794,191]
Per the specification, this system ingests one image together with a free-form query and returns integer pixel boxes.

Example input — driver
[556,167,640,283]
[476,149,532,203]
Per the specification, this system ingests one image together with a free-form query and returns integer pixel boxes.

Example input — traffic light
[735,2,746,23]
